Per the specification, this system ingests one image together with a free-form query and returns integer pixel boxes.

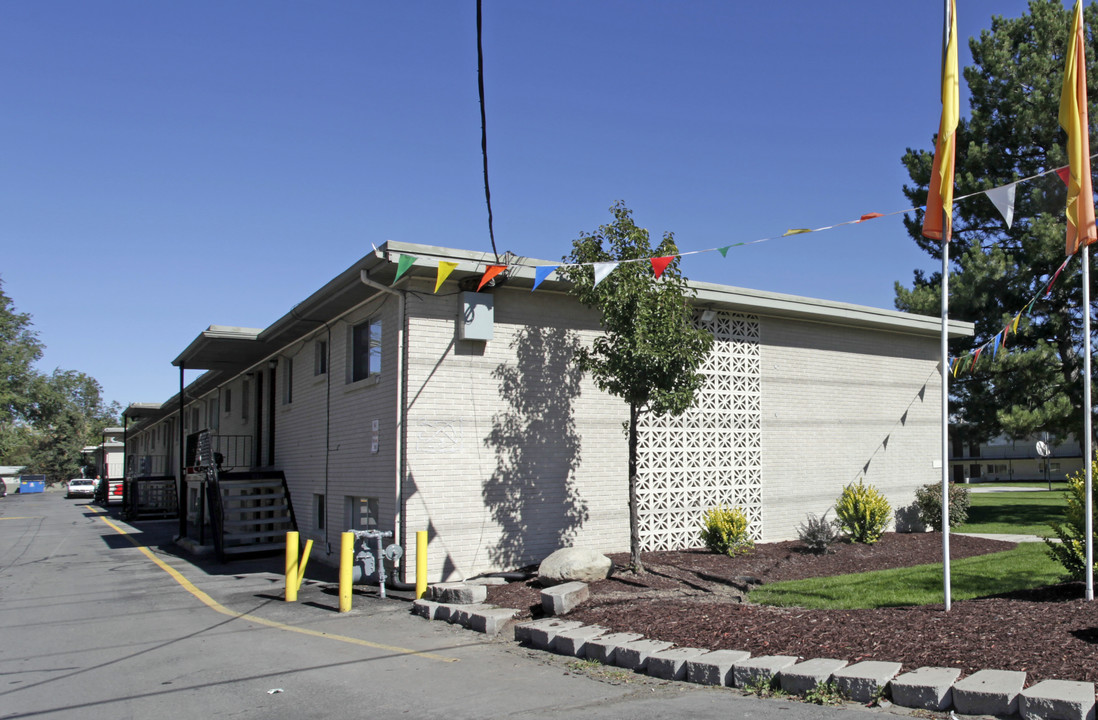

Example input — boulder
[537,548,612,586]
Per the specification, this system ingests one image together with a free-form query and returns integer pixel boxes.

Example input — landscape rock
[537,548,612,586]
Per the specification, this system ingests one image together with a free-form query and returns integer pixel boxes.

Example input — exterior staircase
[208,471,297,561]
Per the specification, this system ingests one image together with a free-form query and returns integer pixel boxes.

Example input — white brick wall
[760,318,941,540]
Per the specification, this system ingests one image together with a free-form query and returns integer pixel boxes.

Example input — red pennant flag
[1056,166,1071,186]
[476,265,507,292]
[858,213,884,222]
[650,256,675,279]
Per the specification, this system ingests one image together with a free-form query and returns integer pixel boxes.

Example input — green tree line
[1,278,120,482]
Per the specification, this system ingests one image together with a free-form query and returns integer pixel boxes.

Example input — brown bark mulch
[485,533,1098,685]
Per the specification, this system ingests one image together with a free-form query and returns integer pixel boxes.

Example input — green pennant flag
[717,246,731,258]
[394,254,416,283]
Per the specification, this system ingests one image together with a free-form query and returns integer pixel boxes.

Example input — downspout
[122,416,128,481]
[358,269,408,582]
[178,362,186,539]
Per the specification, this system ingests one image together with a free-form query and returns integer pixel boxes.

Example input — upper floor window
[283,357,294,404]
[314,340,328,376]
[351,319,382,382]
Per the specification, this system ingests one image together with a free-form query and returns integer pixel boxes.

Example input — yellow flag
[435,261,458,293]
[922,0,959,242]
[1060,0,1097,256]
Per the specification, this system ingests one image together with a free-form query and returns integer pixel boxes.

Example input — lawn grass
[956,487,1069,536]
[749,542,1063,609]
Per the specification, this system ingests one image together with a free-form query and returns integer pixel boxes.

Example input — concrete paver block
[540,581,589,616]
[889,667,962,711]
[427,582,488,605]
[584,632,644,665]
[613,639,674,671]
[952,669,1027,716]
[514,618,584,649]
[686,650,752,687]
[411,598,440,620]
[733,655,799,689]
[1020,680,1096,720]
[447,603,493,628]
[831,661,902,703]
[551,625,609,657]
[646,648,707,681]
[779,658,848,695]
[468,607,517,637]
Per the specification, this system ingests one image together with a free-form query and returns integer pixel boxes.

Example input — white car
[66,478,96,498]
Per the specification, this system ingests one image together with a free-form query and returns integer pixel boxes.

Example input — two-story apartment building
[121,241,972,583]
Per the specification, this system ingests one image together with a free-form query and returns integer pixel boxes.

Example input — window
[283,357,293,404]
[314,494,325,530]
[224,388,232,414]
[191,407,200,431]
[350,319,382,382]
[345,496,379,531]
[314,340,328,376]
[241,379,250,421]
[208,398,219,431]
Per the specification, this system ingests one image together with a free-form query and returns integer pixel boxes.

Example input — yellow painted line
[0,516,42,520]
[97,516,458,663]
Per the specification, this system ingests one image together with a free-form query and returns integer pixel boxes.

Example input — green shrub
[834,480,891,544]
[797,511,841,554]
[700,504,754,556]
[913,481,971,531]
[1046,462,1098,580]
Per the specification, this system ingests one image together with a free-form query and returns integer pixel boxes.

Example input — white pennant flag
[985,182,1016,229]
[593,261,618,286]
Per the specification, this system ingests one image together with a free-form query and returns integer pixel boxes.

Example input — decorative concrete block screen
[636,311,762,551]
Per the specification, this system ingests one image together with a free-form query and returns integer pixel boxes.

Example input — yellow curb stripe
[98,516,458,662]
[0,516,42,520]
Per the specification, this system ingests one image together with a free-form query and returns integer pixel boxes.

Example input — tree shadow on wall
[483,326,588,569]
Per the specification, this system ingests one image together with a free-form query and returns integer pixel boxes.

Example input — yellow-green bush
[699,504,754,556]
[834,480,891,544]
[1046,463,1098,580]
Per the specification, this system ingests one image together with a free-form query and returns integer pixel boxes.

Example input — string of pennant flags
[389,154,1096,296]
[948,252,1074,377]
[386,154,1097,373]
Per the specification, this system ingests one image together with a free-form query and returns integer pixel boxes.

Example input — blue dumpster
[18,475,46,493]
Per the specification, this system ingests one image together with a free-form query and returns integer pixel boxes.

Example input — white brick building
[122,241,972,582]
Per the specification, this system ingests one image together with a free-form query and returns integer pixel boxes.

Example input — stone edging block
[890,666,962,711]
[952,669,1027,717]
[1020,680,1096,720]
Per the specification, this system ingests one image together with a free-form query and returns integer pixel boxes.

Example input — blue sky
[0,1,1066,408]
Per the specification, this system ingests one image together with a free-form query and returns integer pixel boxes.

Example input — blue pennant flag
[533,265,557,291]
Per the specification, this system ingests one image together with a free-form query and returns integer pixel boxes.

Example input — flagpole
[1084,244,1093,600]
[937,0,953,614]
[941,221,952,612]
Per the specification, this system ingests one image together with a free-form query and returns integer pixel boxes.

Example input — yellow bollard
[285,531,300,602]
[339,531,354,612]
[297,539,313,592]
[415,530,428,599]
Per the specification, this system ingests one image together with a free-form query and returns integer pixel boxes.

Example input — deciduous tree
[560,202,713,573]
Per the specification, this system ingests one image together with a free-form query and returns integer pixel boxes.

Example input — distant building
[0,466,26,494]
[950,434,1083,483]
[121,242,972,582]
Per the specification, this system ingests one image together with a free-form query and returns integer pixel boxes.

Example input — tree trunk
[628,401,643,574]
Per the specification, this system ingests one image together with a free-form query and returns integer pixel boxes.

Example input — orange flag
[1060,0,1097,256]
[476,264,507,291]
[922,0,959,242]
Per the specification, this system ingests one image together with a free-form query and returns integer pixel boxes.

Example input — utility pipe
[358,269,409,583]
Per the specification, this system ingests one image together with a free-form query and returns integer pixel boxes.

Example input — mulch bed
[485,533,1098,685]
